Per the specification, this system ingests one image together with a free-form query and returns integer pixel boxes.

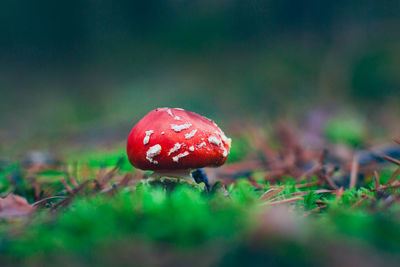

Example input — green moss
[225,137,250,164]
[8,184,252,260]
[1,150,400,265]
[324,115,366,147]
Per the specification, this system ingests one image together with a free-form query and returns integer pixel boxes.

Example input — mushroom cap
[126,108,232,171]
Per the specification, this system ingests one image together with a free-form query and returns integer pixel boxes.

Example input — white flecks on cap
[161,132,165,135]
[167,109,174,117]
[221,132,231,145]
[197,142,206,148]
[189,146,195,151]
[215,131,230,157]
[208,135,221,146]
[185,129,197,139]
[175,108,184,111]
[146,144,161,164]
[143,130,154,145]
[170,122,192,132]
[174,116,181,121]
[172,151,189,162]
[168,143,182,156]
[215,130,231,146]
[221,144,228,157]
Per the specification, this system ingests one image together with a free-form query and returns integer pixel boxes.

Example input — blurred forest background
[0,0,399,154]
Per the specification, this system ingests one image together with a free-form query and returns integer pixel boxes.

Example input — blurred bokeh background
[1,0,399,154]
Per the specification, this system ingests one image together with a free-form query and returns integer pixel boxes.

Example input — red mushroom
[126,107,232,179]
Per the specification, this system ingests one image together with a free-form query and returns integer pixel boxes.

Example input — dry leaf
[0,194,35,218]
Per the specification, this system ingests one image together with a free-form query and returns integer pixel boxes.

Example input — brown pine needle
[259,187,283,201]
[305,205,327,215]
[393,137,400,145]
[99,174,134,195]
[324,173,339,190]
[350,154,359,188]
[62,164,80,187]
[72,180,91,194]
[120,173,134,186]
[268,190,333,203]
[373,170,380,190]
[319,149,329,164]
[378,180,400,190]
[295,180,321,188]
[291,189,334,197]
[351,195,368,210]
[32,196,67,207]
[385,195,400,210]
[51,180,91,211]
[387,167,400,184]
[315,200,327,205]
[382,155,400,166]
[248,179,265,189]
[363,194,375,201]
[335,187,344,199]
[296,164,322,182]
[60,178,73,194]
[70,176,79,187]
[96,157,125,189]
[263,196,303,206]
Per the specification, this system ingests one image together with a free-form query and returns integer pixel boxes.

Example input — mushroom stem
[146,169,198,192]
[151,169,192,180]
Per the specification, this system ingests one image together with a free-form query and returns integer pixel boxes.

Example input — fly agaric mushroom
[126,108,231,179]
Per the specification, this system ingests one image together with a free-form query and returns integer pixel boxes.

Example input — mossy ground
[0,137,400,266]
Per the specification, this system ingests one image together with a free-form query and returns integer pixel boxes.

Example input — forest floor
[0,122,400,266]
